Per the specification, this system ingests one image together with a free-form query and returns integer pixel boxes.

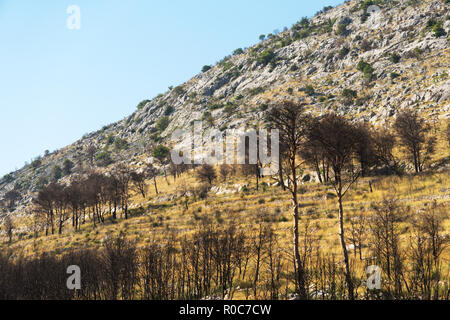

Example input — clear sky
[0,0,342,177]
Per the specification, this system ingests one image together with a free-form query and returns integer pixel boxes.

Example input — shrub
[114,138,129,151]
[233,48,244,55]
[201,65,212,73]
[336,24,349,36]
[96,151,113,167]
[152,145,170,164]
[357,60,375,79]
[106,134,115,146]
[390,72,401,79]
[156,116,170,132]
[248,87,265,96]
[62,159,74,175]
[137,99,150,110]
[360,0,382,11]
[224,103,235,115]
[51,165,63,181]
[342,88,357,99]
[279,37,293,48]
[390,53,401,63]
[31,159,42,169]
[201,111,214,126]
[257,49,276,66]
[360,39,372,52]
[208,103,223,111]
[293,29,310,40]
[338,46,350,59]
[164,106,175,116]
[432,22,446,37]
[195,164,217,185]
[342,88,358,105]
[3,173,14,183]
[305,85,315,96]
[173,86,186,96]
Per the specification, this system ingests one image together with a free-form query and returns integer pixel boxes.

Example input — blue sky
[0,0,342,177]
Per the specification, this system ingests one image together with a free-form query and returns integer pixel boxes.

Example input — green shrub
[390,72,401,79]
[208,103,223,111]
[3,173,14,183]
[357,60,375,79]
[257,49,276,66]
[51,165,63,181]
[152,145,170,163]
[293,29,310,40]
[31,159,42,169]
[96,151,113,167]
[360,0,383,11]
[336,24,349,36]
[173,86,186,96]
[137,99,150,110]
[62,159,74,175]
[338,46,350,59]
[342,88,358,99]
[233,48,244,55]
[224,103,235,115]
[305,85,315,96]
[156,116,170,132]
[164,106,175,115]
[201,65,212,72]
[432,22,446,37]
[390,53,401,63]
[106,134,115,146]
[249,87,265,96]
[114,138,129,151]
[279,37,293,48]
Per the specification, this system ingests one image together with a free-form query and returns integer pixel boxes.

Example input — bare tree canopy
[394,109,435,173]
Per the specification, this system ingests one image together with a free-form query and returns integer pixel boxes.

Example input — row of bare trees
[32,165,150,235]
[1,198,447,300]
[264,101,443,300]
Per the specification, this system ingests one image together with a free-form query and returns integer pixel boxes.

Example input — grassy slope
[2,124,449,278]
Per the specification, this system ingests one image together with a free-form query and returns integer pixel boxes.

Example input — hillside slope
[1,0,449,216]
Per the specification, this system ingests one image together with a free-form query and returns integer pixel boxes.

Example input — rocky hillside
[1,0,449,216]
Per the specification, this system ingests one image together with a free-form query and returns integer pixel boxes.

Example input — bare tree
[114,165,132,219]
[131,171,147,198]
[306,113,361,299]
[394,109,435,173]
[3,216,14,244]
[146,163,159,195]
[348,213,367,260]
[219,164,231,182]
[86,144,98,166]
[4,190,21,211]
[354,122,376,177]
[266,100,309,299]
[152,145,171,184]
[369,198,405,298]
[195,164,217,185]
[372,128,398,172]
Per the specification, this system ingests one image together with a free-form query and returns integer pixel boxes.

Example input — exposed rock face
[1,0,449,215]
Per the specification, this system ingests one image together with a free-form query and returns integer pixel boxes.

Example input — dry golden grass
[1,120,449,299]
